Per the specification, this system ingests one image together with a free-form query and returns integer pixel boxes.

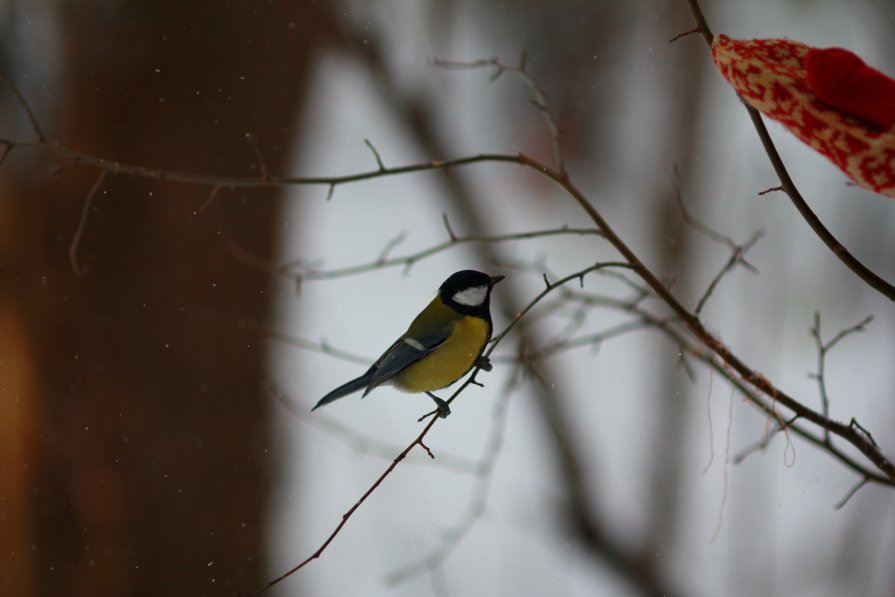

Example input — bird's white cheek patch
[453,285,487,307]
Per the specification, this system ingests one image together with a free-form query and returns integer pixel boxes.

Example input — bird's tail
[312,366,375,411]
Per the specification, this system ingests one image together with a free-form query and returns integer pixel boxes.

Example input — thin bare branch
[193,183,222,216]
[364,138,386,171]
[441,213,457,241]
[694,230,763,315]
[810,313,874,440]
[239,320,371,366]
[0,141,12,166]
[0,70,46,142]
[672,169,763,313]
[375,231,408,265]
[758,185,783,196]
[221,222,600,285]
[834,477,870,510]
[264,377,479,474]
[69,170,108,278]
[672,166,733,247]
[244,133,270,183]
[384,366,521,586]
[702,368,715,473]
[292,226,602,282]
[241,415,441,596]
[668,27,703,44]
[711,388,735,543]
[683,0,714,44]
[849,418,878,448]
[434,56,565,175]
[822,315,874,354]
[536,320,653,360]
[485,262,635,358]
[0,135,523,189]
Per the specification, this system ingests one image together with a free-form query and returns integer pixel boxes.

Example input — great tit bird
[312,270,504,415]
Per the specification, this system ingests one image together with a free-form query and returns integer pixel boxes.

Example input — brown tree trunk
[0,2,332,594]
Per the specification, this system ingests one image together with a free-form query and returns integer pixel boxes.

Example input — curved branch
[0,135,520,189]
[292,226,602,282]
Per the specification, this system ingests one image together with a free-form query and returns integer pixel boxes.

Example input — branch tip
[194,184,222,216]
[69,170,109,279]
[442,213,457,241]
[668,27,703,44]
[758,185,784,196]
[0,70,47,143]
[418,440,435,459]
[364,138,386,171]
[834,477,869,509]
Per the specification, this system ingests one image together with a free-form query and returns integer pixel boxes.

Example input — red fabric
[806,47,895,130]
[712,35,895,198]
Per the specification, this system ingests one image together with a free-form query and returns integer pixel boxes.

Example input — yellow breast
[394,316,490,393]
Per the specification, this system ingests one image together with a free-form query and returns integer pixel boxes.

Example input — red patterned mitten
[712,34,895,198]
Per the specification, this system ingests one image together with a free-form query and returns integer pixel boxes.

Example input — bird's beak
[490,275,505,286]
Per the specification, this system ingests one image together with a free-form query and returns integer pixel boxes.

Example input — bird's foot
[417,392,451,421]
[476,356,493,372]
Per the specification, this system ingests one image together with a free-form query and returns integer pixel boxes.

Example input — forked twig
[809,313,874,441]
[434,55,565,175]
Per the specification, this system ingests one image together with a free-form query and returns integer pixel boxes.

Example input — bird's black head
[439,270,504,316]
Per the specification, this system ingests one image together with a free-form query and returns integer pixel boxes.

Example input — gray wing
[363,330,451,396]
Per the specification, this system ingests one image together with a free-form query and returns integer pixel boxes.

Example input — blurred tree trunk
[643,26,709,561]
[0,1,332,595]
